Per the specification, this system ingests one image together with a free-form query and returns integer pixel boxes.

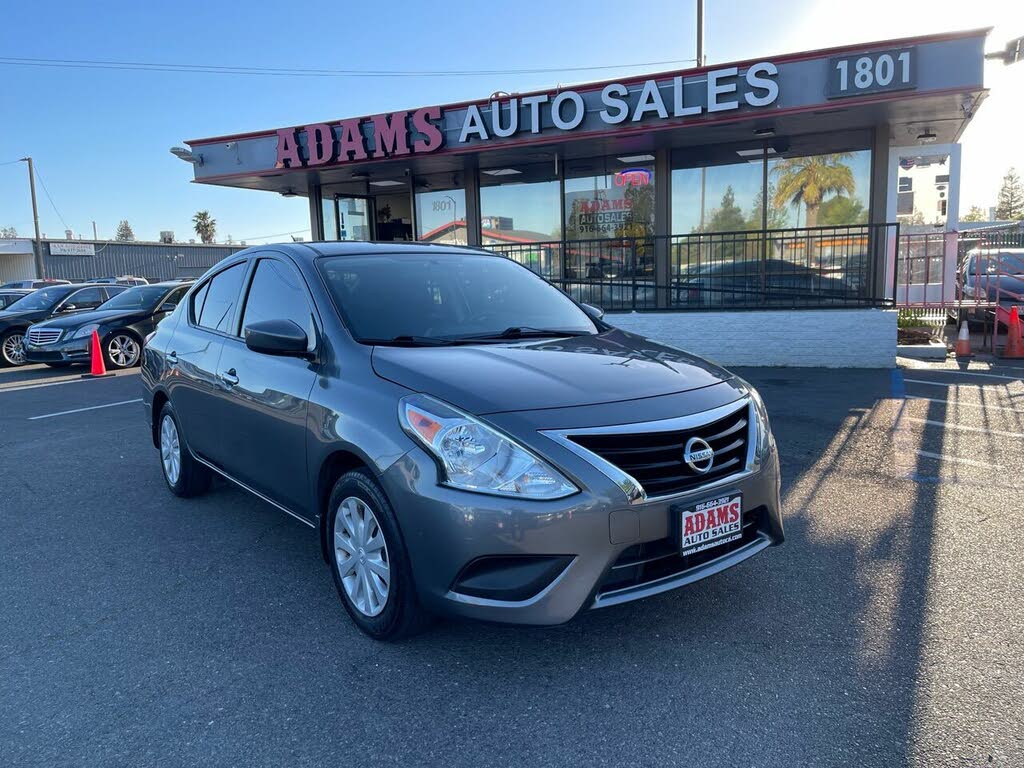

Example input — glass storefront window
[415,180,467,244]
[564,160,656,241]
[672,162,763,235]
[480,163,561,277]
[767,150,872,228]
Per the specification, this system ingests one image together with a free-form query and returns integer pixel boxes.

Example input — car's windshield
[318,253,597,343]
[2,286,69,312]
[98,285,169,311]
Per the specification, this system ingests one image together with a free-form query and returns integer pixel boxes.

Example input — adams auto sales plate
[677,494,742,557]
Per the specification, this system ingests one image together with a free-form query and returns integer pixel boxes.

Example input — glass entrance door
[325,195,375,241]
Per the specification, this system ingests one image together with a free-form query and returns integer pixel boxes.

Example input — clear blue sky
[0,0,1018,243]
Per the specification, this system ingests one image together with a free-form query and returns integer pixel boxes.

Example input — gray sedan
[141,243,783,640]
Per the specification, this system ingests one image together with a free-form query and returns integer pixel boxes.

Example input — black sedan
[24,281,191,369]
[0,283,127,366]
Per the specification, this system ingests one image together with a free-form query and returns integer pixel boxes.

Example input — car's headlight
[399,393,577,500]
[747,385,775,461]
[70,324,99,340]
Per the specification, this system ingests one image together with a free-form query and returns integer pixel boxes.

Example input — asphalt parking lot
[2,359,1022,767]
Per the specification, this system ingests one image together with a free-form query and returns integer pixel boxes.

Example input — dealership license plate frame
[674,493,743,557]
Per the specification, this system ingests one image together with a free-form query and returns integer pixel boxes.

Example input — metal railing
[485,222,896,312]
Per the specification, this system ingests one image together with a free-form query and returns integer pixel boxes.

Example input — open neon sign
[614,168,651,187]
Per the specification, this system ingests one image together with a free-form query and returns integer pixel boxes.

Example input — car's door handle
[220,369,239,387]
[166,351,178,364]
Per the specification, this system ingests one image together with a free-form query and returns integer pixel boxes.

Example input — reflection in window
[415,180,466,243]
[564,163,655,241]
[480,168,561,277]
[768,151,871,228]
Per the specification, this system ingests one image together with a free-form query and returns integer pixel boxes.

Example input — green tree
[704,186,748,233]
[748,183,789,230]
[995,168,1024,220]
[115,220,135,242]
[192,210,217,243]
[615,183,656,239]
[960,205,987,223]
[0,226,17,238]
[818,196,867,226]
[772,154,856,229]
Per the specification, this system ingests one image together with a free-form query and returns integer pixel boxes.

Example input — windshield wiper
[365,335,458,347]
[456,326,594,341]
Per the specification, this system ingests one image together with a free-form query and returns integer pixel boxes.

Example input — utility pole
[696,0,705,66]
[19,157,45,279]
[92,220,98,240]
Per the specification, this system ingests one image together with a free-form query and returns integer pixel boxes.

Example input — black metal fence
[485,222,897,312]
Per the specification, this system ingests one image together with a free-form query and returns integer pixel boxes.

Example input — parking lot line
[909,370,1024,382]
[0,374,133,394]
[907,395,1024,413]
[915,449,1003,469]
[904,416,1024,439]
[28,398,143,420]
[904,378,981,389]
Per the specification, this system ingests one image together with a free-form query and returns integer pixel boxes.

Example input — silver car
[141,243,783,640]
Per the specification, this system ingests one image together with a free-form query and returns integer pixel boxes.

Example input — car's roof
[0,288,33,294]
[150,280,193,288]
[231,241,492,262]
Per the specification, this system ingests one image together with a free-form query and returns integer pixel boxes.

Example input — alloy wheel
[2,333,26,365]
[108,334,140,368]
[334,496,391,617]
[160,414,181,485]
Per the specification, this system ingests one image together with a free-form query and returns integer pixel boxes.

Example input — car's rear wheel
[105,332,141,369]
[327,470,431,640]
[1,330,26,366]
[158,401,211,497]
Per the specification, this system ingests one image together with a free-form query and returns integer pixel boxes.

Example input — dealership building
[178,29,989,366]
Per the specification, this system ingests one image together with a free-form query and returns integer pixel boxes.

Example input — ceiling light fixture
[482,168,522,176]
[369,180,406,187]
[917,129,937,144]
[735,147,777,158]
[753,127,775,137]
[279,188,298,197]
[616,154,655,163]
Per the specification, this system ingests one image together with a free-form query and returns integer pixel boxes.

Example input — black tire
[327,470,431,641]
[45,362,73,369]
[1,330,27,367]
[157,401,211,497]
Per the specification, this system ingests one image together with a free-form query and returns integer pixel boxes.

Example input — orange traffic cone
[955,321,972,358]
[1001,306,1024,359]
[81,329,114,378]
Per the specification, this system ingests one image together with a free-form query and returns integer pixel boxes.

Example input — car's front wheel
[158,401,211,497]
[105,332,141,369]
[327,470,431,640]
[1,330,27,366]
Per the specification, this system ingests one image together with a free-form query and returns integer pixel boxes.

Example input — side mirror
[160,303,177,313]
[61,303,77,312]
[581,303,605,321]
[244,319,311,358]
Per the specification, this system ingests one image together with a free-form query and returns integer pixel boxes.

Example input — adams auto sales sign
[273,62,780,169]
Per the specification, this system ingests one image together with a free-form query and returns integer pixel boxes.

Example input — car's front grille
[567,401,751,499]
[597,506,765,598]
[27,328,62,346]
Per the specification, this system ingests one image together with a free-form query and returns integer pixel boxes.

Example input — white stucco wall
[609,309,897,368]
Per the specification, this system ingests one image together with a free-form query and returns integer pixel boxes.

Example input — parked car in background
[674,259,856,308]
[0,289,34,310]
[1,278,71,289]
[0,283,128,366]
[143,243,782,640]
[24,281,191,369]
[94,275,150,286]
[961,249,1024,308]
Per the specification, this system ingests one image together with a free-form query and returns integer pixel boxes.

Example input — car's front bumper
[379,438,783,626]
[23,337,92,364]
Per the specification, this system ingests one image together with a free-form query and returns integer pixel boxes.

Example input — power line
[32,166,70,232]
[0,55,697,79]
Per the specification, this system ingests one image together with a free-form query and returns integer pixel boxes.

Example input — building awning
[181,28,989,195]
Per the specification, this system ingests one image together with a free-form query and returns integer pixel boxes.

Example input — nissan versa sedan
[0,283,128,366]
[24,281,191,369]
[142,243,783,640]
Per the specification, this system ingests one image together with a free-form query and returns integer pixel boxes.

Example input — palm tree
[192,210,217,244]
[772,154,856,229]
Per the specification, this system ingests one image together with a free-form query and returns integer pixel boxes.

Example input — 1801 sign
[827,48,915,99]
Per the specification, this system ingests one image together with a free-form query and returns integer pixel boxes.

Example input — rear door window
[196,263,247,334]
[65,287,106,310]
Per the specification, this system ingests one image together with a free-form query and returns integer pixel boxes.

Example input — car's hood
[371,328,733,414]
[32,308,142,330]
